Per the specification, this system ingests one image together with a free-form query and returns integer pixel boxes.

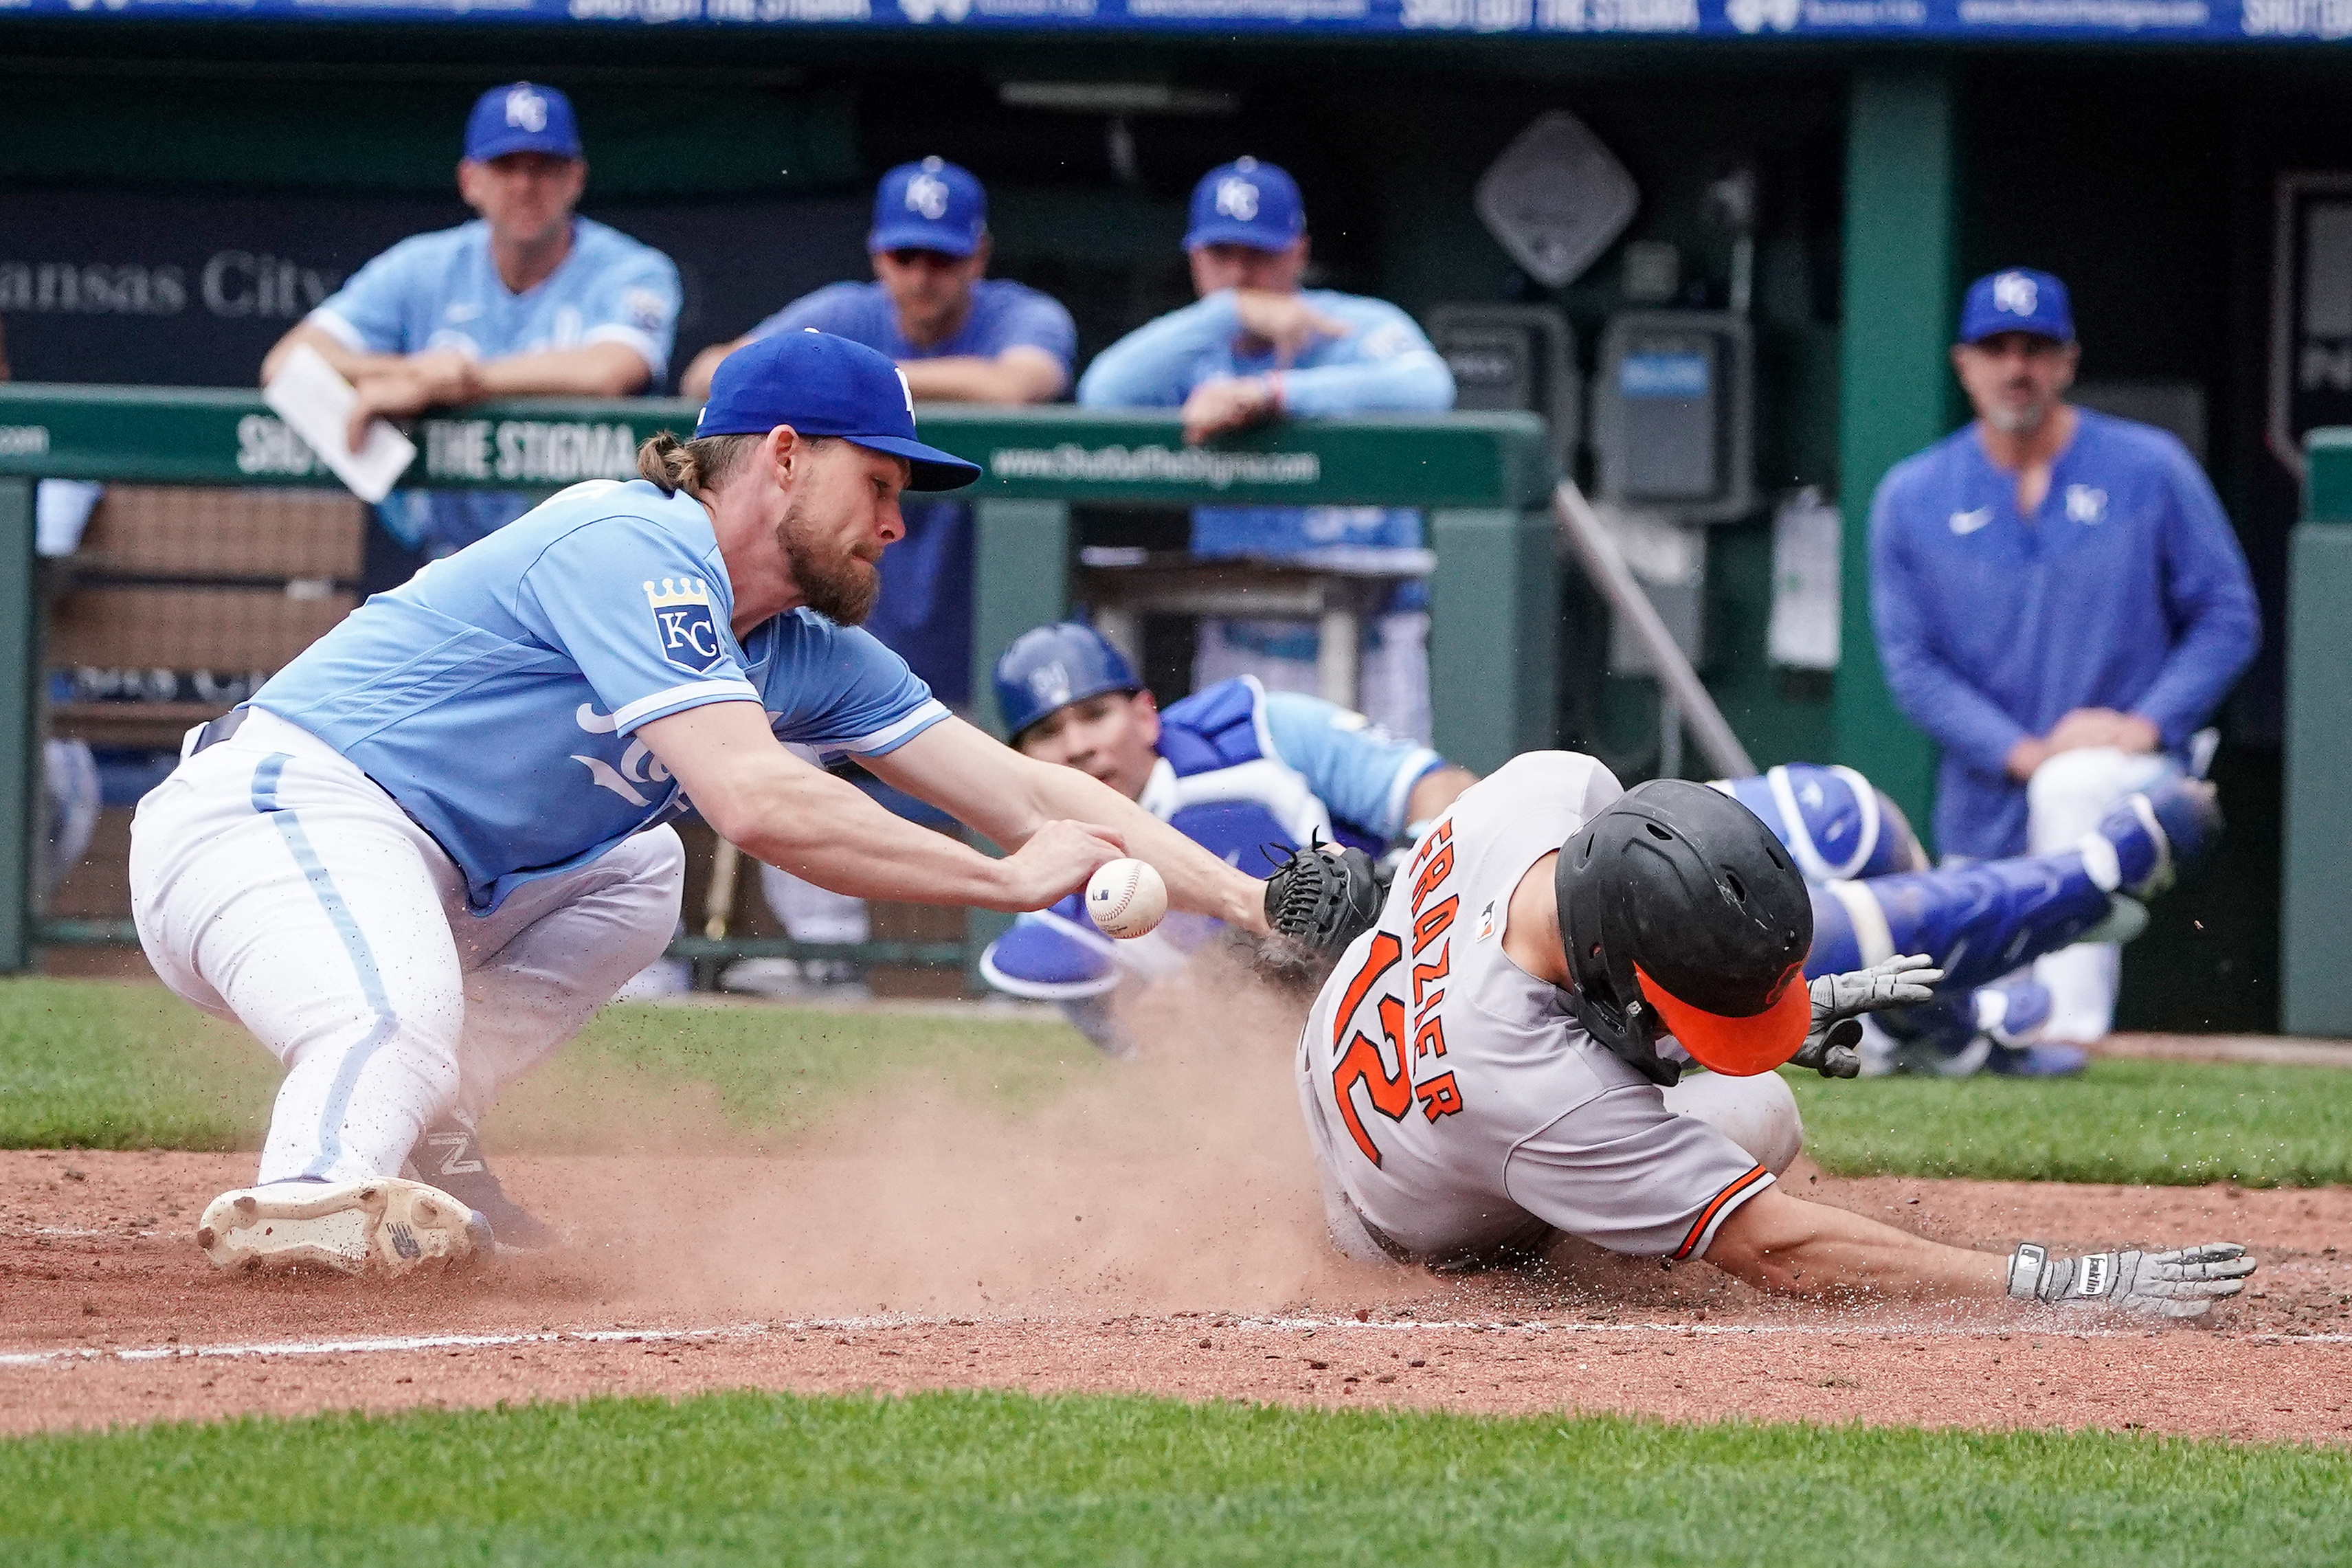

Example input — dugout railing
[0,385,1556,983]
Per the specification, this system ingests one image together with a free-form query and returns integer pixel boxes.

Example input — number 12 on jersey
[1330,822,1464,1166]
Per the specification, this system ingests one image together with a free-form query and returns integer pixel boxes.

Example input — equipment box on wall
[1592,311,1754,525]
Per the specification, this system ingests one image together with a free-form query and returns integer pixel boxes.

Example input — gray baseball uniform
[1296,751,1781,1269]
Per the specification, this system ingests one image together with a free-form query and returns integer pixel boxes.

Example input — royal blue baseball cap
[994,622,1141,739]
[464,82,583,163]
[869,157,988,257]
[696,329,981,492]
[1957,268,2074,345]
[1183,157,1306,253]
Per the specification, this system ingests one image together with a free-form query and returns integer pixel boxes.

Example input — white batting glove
[1787,954,1943,1078]
[2008,1241,2256,1319]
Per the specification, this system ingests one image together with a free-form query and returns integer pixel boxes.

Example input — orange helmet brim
[1635,961,1811,1077]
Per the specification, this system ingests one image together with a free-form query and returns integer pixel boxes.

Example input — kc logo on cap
[1956,266,2073,346]
[1183,155,1304,254]
[505,85,548,133]
[464,81,582,164]
[906,159,952,221]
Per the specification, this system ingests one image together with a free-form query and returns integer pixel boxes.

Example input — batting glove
[1787,954,1943,1078]
[2008,1241,2256,1319]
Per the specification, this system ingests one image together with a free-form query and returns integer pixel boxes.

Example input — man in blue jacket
[1870,269,2259,1045]
[1077,159,1454,742]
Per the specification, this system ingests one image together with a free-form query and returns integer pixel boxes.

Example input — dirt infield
[3,1148,2347,1443]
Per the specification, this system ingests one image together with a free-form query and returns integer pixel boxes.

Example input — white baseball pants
[2024,746,2177,1043]
[130,708,682,1186]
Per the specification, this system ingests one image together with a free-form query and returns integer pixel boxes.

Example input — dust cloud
[536,959,1389,1319]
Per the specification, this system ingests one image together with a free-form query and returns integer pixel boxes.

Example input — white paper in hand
[262,344,417,505]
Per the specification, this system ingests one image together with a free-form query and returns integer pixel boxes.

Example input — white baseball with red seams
[1086,858,1167,939]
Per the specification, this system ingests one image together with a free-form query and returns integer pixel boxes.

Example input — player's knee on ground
[1661,1070,1803,1176]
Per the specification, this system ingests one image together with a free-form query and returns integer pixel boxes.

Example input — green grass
[0,979,278,1150]
[3,1390,2349,1567]
[3,978,2347,1186]
[0,978,1090,1153]
[1784,1057,2352,1187]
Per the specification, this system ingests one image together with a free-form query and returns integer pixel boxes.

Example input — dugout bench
[0,387,1556,983]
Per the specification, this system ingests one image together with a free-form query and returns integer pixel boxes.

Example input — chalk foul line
[3,1315,2348,1369]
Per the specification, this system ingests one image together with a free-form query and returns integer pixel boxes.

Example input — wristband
[2008,1242,2118,1303]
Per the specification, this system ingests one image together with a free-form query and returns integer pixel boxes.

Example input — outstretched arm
[1707,1187,2005,1301]
[640,702,1119,912]
[867,715,1270,934]
[1707,1185,2254,1317]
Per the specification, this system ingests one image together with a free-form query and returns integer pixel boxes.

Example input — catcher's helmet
[992,622,1141,742]
[1555,779,1813,1084]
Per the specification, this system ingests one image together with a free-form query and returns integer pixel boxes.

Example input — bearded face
[777,495,882,626]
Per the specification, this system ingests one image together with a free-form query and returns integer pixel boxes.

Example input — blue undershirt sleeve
[1262,691,1442,842]
[1075,293,1244,408]
[1275,303,1456,417]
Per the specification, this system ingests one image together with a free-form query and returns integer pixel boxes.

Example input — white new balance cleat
[195,1177,491,1277]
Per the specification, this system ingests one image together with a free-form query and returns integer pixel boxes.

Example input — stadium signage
[423,418,640,485]
[233,412,644,486]
[6,0,2332,36]
[988,443,1321,490]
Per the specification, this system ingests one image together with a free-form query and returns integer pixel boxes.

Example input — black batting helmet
[1554,779,1814,1085]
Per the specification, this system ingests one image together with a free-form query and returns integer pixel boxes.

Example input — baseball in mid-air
[1086,858,1167,939]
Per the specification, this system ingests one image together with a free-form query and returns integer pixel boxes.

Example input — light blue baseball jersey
[308,216,683,557]
[253,478,945,914]
[1077,287,1454,627]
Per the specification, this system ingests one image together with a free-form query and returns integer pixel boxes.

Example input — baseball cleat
[195,1177,489,1277]
[407,1116,557,1254]
[1984,1041,2091,1077]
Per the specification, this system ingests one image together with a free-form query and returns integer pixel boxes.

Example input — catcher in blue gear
[981,622,1475,1054]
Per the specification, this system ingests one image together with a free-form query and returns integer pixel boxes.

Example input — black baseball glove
[1263,841,1387,959]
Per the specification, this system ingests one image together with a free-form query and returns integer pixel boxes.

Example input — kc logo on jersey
[645,576,724,675]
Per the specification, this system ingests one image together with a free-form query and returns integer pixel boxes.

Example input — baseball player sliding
[131,331,1266,1277]
[987,625,2219,1084]
[1263,754,2253,1317]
